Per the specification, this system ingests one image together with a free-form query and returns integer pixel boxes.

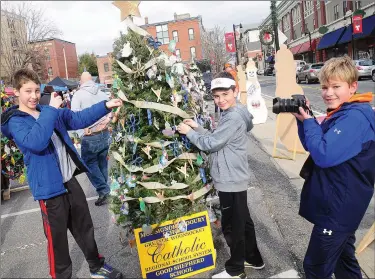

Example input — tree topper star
[112,1,141,21]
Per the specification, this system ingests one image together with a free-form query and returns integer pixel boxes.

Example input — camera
[272,94,311,115]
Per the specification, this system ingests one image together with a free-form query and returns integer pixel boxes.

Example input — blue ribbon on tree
[147,37,162,49]
[128,153,144,167]
[127,114,137,134]
[147,109,152,126]
[199,168,207,184]
[181,135,191,150]
[169,138,181,157]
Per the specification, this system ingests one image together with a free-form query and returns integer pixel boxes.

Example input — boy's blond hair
[318,55,359,85]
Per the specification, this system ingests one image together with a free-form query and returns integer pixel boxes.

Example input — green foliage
[78,52,99,76]
[109,29,212,232]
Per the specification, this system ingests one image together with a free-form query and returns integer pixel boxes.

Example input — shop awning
[298,39,318,54]
[338,15,375,45]
[317,26,346,50]
[290,44,303,55]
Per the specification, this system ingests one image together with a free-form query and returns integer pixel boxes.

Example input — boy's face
[321,78,357,109]
[14,81,41,111]
[213,87,238,110]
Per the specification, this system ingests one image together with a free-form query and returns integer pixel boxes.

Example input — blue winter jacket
[1,101,111,200]
[297,95,375,233]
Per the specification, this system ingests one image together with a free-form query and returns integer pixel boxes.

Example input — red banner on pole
[352,15,363,34]
[224,32,236,53]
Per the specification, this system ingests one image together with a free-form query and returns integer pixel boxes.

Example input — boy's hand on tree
[177,123,191,135]
[106,99,123,109]
[49,92,63,108]
[183,119,198,128]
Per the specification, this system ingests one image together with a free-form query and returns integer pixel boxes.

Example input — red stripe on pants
[39,200,56,279]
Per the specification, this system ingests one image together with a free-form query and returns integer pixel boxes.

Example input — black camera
[272,94,311,115]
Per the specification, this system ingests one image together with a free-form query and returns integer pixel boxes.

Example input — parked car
[295,60,307,72]
[296,63,324,84]
[353,60,374,80]
[372,65,375,82]
[257,69,265,75]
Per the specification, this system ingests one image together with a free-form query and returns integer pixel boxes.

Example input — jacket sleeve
[193,125,210,135]
[9,106,58,153]
[61,100,111,131]
[186,115,240,152]
[303,110,368,168]
[297,119,308,151]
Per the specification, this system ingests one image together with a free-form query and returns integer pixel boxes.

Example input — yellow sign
[134,211,216,278]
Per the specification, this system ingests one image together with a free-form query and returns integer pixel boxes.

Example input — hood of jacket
[79,80,100,95]
[327,92,375,132]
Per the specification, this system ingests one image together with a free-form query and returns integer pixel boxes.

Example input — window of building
[172,31,179,42]
[190,47,196,59]
[354,1,361,10]
[175,49,181,59]
[156,24,169,44]
[188,28,195,40]
[313,18,316,28]
[342,1,347,14]
[48,67,53,76]
[104,63,109,72]
[334,5,339,20]
[7,18,15,29]
[11,38,18,48]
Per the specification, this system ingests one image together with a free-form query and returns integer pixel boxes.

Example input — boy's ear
[14,89,20,97]
[349,81,358,95]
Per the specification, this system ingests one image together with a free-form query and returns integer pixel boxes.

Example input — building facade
[0,10,27,82]
[140,13,204,62]
[259,1,375,63]
[96,53,114,87]
[30,38,79,82]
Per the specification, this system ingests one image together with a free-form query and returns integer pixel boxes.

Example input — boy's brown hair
[13,68,41,90]
[318,55,359,85]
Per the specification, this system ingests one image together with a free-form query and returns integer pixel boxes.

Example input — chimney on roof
[145,17,149,24]
[174,12,177,20]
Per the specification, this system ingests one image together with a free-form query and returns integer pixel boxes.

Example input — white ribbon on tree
[116,90,194,119]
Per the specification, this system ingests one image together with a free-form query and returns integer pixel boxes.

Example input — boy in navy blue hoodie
[293,56,375,279]
[1,69,123,279]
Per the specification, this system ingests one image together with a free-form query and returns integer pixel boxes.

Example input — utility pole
[63,45,69,79]
[233,24,239,65]
[271,0,280,51]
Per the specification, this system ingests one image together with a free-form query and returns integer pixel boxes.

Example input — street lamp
[344,10,354,60]
[232,23,243,66]
[304,29,313,63]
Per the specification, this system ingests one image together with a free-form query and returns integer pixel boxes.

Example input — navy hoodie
[297,93,375,233]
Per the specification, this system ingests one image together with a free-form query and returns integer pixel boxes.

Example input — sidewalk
[251,97,375,279]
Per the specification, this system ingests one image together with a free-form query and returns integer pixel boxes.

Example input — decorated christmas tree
[1,82,25,183]
[108,27,215,237]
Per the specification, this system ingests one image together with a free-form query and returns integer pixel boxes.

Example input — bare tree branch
[201,25,230,74]
[0,1,62,83]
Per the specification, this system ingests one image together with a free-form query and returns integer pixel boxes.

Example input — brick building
[96,53,114,86]
[140,13,205,62]
[260,1,375,63]
[30,38,79,82]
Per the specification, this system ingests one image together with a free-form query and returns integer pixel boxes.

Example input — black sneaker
[90,263,122,278]
[244,261,265,270]
[95,195,108,206]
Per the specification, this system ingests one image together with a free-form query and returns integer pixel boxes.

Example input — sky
[20,1,271,56]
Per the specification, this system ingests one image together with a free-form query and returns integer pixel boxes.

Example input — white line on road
[1,196,98,219]
[262,93,324,116]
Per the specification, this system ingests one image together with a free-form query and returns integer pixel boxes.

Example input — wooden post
[356,222,375,254]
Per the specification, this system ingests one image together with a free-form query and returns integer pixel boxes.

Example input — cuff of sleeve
[303,118,318,130]
[194,125,206,133]
[103,100,111,112]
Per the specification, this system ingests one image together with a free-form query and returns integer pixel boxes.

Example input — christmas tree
[1,82,25,183]
[109,28,215,236]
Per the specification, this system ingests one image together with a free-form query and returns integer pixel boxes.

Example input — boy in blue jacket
[293,56,375,279]
[1,69,123,279]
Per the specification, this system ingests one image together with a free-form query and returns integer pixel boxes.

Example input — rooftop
[140,15,202,28]
[29,37,75,45]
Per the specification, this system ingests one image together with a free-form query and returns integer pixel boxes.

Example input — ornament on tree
[168,40,177,52]
[121,202,130,215]
[147,36,162,49]
[159,149,168,167]
[126,174,137,188]
[162,121,175,137]
[131,56,138,65]
[121,42,133,58]
[147,109,152,125]
[176,162,189,179]
[157,75,162,81]
[153,117,159,130]
[141,145,152,159]
[151,87,162,102]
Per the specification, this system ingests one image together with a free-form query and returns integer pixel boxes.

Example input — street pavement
[258,75,375,113]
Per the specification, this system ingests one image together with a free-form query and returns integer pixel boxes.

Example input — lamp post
[232,23,243,66]
[304,29,313,63]
[344,10,354,60]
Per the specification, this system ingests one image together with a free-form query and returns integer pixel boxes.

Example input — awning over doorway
[290,44,302,55]
[298,39,317,53]
[317,26,346,50]
[338,14,375,44]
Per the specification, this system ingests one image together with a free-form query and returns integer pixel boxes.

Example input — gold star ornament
[112,1,141,21]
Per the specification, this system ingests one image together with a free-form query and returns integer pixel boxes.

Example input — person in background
[71,72,112,206]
